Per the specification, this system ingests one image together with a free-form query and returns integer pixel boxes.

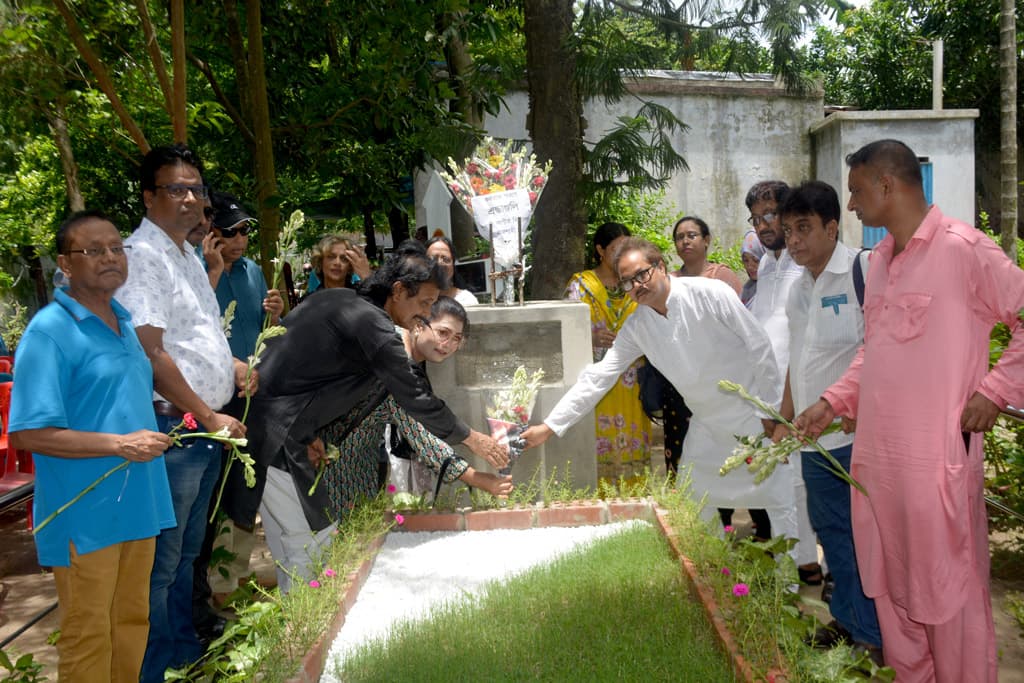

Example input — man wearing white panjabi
[523,237,797,538]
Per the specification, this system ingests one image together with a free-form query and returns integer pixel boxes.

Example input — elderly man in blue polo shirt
[9,211,175,682]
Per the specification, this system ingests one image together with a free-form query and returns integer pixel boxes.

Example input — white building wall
[810,110,979,246]
[484,71,824,248]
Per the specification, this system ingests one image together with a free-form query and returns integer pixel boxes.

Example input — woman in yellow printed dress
[564,222,652,486]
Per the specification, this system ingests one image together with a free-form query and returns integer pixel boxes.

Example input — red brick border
[290,500,786,683]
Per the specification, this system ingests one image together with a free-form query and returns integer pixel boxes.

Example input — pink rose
[723,525,734,533]
[309,579,321,588]
[721,567,731,576]
[531,176,544,188]
[183,413,198,430]
[732,583,750,597]
[529,191,538,204]
[324,568,336,578]
[387,484,396,494]
[394,513,405,526]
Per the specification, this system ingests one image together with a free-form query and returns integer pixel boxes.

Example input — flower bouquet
[486,365,545,475]
[439,138,552,303]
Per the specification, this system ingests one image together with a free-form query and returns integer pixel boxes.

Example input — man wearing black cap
[206,191,283,353]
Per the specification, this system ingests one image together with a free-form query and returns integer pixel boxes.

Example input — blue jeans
[802,445,882,647]
[140,416,223,683]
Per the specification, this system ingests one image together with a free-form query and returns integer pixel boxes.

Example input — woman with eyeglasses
[322,295,513,518]
[305,234,371,296]
[564,222,652,488]
[672,216,742,293]
[657,217,742,479]
[425,236,479,307]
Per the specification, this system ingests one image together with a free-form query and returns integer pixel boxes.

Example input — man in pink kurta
[796,140,1024,682]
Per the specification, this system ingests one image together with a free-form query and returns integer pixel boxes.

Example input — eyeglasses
[433,255,454,265]
[66,245,132,258]
[747,212,777,228]
[217,224,255,238]
[155,184,209,200]
[619,265,656,292]
[431,325,465,347]
[674,231,703,242]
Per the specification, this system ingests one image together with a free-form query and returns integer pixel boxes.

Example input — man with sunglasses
[117,144,251,681]
[523,237,796,542]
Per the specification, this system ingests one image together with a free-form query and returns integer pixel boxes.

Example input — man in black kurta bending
[230,250,507,591]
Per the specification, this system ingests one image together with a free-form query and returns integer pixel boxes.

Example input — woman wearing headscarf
[740,229,766,308]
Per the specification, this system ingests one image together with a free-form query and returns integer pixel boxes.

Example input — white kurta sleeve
[711,285,782,414]
[543,320,644,436]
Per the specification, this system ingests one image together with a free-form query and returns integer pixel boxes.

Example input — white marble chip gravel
[320,520,649,682]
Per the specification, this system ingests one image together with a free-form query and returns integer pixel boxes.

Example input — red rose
[183,413,198,430]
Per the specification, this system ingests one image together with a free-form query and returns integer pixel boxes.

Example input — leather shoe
[820,573,835,604]
[852,641,885,667]
[805,620,851,649]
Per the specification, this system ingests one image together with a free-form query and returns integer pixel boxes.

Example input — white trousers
[259,466,337,594]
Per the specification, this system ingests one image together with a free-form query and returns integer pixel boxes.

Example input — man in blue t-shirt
[9,211,175,682]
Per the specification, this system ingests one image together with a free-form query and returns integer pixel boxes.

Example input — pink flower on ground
[394,513,405,526]
[721,567,731,576]
[309,580,321,588]
[732,583,750,597]
[323,568,336,578]
[183,413,198,430]
[723,525,734,533]
[387,484,396,494]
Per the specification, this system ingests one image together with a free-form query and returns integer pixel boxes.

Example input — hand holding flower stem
[717,380,867,496]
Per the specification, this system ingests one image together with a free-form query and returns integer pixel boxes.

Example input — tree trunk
[388,205,410,249]
[523,0,587,299]
[244,0,281,284]
[999,0,1018,260]
[48,100,84,212]
[52,0,150,153]
[362,205,378,260]
[440,12,482,129]
[170,0,187,143]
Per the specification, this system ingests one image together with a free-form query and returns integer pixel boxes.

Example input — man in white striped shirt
[772,180,882,660]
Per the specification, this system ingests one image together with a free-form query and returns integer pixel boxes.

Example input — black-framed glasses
[66,245,132,258]
[619,265,656,292]
[155,184,209,200]
[747,212,777,227]
[217,224,255,238]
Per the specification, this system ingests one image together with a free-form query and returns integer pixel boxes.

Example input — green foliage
[1005,591,1024,637]
[585,188,678,266]
[0,301,28,352]
[0,649,47,683]
[805,0,1023,148]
